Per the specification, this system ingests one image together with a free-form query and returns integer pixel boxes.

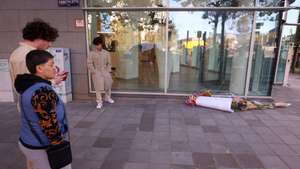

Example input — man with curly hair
[9,19,63,87]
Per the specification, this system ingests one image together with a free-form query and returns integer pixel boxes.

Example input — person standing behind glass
[87,36,114,109]
[14,50,71,169]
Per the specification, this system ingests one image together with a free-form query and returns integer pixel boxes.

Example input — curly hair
[22,19,59,42]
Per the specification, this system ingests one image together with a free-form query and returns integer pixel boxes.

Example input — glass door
[87,11,167,93]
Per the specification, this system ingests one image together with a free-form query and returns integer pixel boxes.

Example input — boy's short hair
[92,36,104,46]
[23,19,59,42]
[26,50,54,74]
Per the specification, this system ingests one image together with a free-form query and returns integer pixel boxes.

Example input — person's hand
[53,66,68,85]
[53,74,65,85]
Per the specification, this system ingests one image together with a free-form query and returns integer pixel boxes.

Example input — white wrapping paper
[195,96,234,113]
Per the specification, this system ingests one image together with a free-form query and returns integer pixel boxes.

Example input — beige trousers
[96,89,111,103]
[19,142,72,169]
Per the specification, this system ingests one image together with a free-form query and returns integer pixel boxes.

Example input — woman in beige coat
[87,36,114,109]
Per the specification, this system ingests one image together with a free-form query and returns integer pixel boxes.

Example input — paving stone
[202,126,221,133]
[228,142,254,154]
[192,153,216,169]
[100,160,125,169]
[150,151,172,164]
[223,133,245,143]
[128,150,150,163]
[189,141,211,153]
[171,164,198,169]
[123,162,149,169]
[213,154,239,168]
[234,154,264,168]
[172,152,194,165]
[149,163,171,169]
[172,141,191,152]
[268,144,297,156]
[4,77,300,169]
[111,138,133,150]
[84,147,111,161]
[280,155,300,169]
[258,155,290,169]
[247,143,275,155]
[93,137,114,148]
[210,142,231,154]
[74,121,94,128]
[105,149,130,162]
[184,117,201,126]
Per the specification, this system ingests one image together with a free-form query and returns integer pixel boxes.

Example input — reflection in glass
[169,0,253,7]
[87,0,167,7]
[87,11,167,92]
[249,12,279,96]
[168,11,252,95]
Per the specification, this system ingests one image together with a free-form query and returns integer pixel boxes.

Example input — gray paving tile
[213,154,239,168]
[100,160,125,169]
[192,153,216,169]
[150,151,172,164]
[128,150,150,163]
[171,164,198,169]
[122,124,139,132]
[258,155,290,169]
[247,143,275,155]
[73,136,98,146]
[280,155,300,169]
[234,154,264,168]
[202,126,221,133]
[152,139,172,151]
[72,159,102,169]
[288,144,300,155]
[268,144,297,156]
[189,141,211,153]
[93,137,114,148]
[105,149,130,162]
[223,133,245,143]
[149,163,171,169]
[241,133,264,144]
[210,142,231,154]
[278,133,300,145]
[111,138,133,150]
[72,146,91,159]
[184,117,201,126]
[172,152,194,165]
[84,147,110,161]
[228,142,254,154]
[172,141,191,152]
[124,162,149,169]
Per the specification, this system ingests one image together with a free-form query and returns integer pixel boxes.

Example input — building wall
[0,0,92,100]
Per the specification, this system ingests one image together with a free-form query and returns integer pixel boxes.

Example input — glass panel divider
[244,11,257,97]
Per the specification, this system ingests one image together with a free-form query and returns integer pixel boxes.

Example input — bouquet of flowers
[186,91,291,112]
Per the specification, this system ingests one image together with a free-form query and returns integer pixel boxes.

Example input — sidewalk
[1,75,300,169]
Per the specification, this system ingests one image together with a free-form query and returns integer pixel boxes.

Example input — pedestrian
[87,36,114,109]
[14,50,72,169]
[9,19,65,108]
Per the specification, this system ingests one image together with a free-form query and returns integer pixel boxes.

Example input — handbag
[21,98,72,169]
[46,140,72,169]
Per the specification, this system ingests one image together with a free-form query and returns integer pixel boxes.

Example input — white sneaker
[104,97,114,104]
[96,102,103,109]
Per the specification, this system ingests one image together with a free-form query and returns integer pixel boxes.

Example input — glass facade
[85,0,287,96]
[167,12,252,95]
[248,12,279,96]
